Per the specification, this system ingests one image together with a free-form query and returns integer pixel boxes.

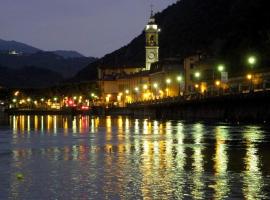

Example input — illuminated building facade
[145,10,160,71]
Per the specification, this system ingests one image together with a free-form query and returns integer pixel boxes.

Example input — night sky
[0,0,175,57]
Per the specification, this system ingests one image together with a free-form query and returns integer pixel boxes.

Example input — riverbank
[4,91,270,123]
[106,91,270,123]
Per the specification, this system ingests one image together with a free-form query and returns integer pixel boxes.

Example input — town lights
[27,98,31,102]
[143,84,148,90]
[194,72,201,78]
[134,87,139,92]
[246,74,252,80]
[125,89,130,94]
[195,84,199,89]
[248,56,256,66]
[217,65,225,72]
[153,83,158,89]
[215,80,221,86]
[166,78,171,84]
[53,97,58,102]
[12,99,17,103]
[14,91,20,96]
[177,76,182,82]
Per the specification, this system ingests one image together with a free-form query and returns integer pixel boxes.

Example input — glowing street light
[134,87,139,92]
[125,89,130,94]
[215,80,221,87]
[143,84,148,90]
[248,56,256,66]
[12,98,17,103]
[14,91,20,96]
[166,78,171,84]
[27,98,31,102]
[246,73,253,92]
[217,65,225,72]
[176,76,183,82]
[246,74,252,80]
[194,72,201,79]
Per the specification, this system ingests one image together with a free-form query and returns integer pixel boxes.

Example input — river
[0,114,270,199]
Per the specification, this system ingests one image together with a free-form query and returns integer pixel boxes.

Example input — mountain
[52,50,85,59]
[0,65,63,88]
[74,0,270,81]
[0,51,97,78]
[0,38,40,54]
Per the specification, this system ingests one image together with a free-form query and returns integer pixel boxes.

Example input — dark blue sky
[0,0,175,57]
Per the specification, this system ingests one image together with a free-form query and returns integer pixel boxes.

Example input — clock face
[148,52,155,60]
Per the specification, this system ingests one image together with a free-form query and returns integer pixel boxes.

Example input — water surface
[0,115,270,199]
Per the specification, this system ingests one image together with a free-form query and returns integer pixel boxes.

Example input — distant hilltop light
[9,50,19,55]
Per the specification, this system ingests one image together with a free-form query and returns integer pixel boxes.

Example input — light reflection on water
[0,115,270,199]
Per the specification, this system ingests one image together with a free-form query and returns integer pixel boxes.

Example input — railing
[127,83,270,107]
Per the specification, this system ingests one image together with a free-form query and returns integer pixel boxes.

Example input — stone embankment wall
[106,92,270,122]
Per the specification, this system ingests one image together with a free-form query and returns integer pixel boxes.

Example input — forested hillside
[74,0,270,81]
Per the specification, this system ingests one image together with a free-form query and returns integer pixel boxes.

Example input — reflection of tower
[145,8,160,71]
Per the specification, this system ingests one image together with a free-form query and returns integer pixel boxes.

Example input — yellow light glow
[217,65,224,72]
[195,84,199,89]
[135,87,139,92]
[143,84,148,90]
[125,90,129,94]
[14,91,20,96]
[248,56,256,65]
[195,72,200,78]
[166,78,171,84]
[215,80,221,86]
[153,83,158,88]
[247,74,252,80]
[177,76,182,82]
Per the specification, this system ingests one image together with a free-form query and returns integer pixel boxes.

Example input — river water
[0,115,270,199]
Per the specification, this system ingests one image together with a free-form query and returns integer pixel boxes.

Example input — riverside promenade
[106,90,270,122]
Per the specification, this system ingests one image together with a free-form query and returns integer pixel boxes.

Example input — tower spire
[148,4,155,24]
[150,4,154,17]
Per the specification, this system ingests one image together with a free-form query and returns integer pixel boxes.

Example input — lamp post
[247,56,256,92]
[176,75,183,96]
[166,78,171,97]
[194,72,201,94]
[153,83,158,99]
[217,64,225,95]
[134,87,139,102]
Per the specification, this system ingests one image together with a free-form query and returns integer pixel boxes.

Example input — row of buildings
[97,12,269,107]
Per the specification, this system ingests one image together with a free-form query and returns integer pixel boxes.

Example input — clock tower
[145,10,160,71]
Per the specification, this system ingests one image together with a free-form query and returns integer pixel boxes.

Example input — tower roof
[148,5,156,25]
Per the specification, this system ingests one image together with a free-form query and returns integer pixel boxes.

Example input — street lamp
[153,83,158,99]
[166,78,171,84]
[176,75,183,96]
[246,73,253,92]
[143,84,148,90]
[217,65,224,72]
[166,79,171,97]
[248,56,256,67]
[247,56,256,92]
